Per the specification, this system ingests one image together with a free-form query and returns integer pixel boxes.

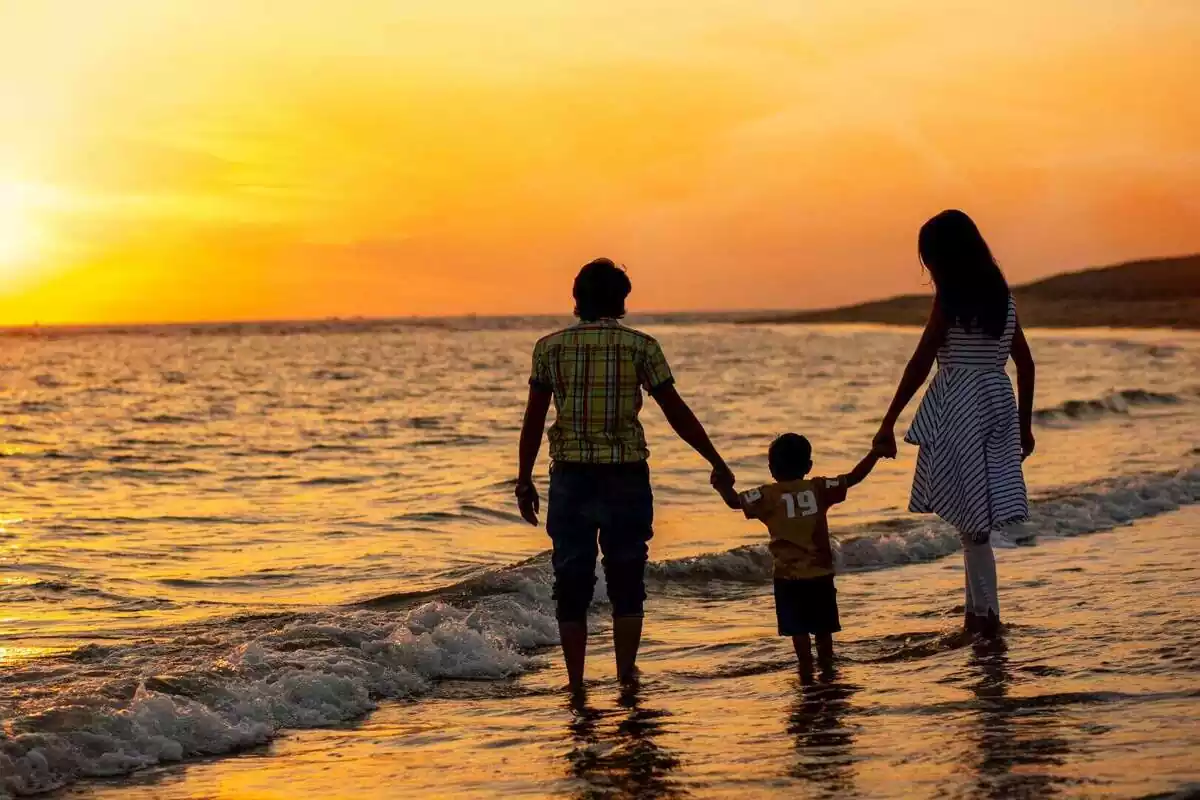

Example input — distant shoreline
[737,297,1200,331]
[2,254,1196,336]
[737,254,1200,331]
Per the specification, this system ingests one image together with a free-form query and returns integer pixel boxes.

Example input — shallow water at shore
[63,508,1200,799]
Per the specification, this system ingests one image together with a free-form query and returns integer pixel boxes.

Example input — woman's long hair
[918,210,1010,338]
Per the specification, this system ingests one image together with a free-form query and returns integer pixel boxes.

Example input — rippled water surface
[1,320,1198,797]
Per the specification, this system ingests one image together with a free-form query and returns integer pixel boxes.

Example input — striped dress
[905,296,1028,540]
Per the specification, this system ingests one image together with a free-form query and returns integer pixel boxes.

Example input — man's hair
[573,258,632,321]
[769,433,813,481]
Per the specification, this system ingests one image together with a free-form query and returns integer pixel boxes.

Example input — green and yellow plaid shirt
[530,319,674,464]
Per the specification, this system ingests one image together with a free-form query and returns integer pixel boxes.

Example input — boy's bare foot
[618,665,642,687]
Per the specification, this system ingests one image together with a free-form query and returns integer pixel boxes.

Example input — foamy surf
[0,596,559,796]
[2,463,1198,796]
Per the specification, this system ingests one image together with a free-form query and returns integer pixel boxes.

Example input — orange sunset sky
[0,1,1197,325]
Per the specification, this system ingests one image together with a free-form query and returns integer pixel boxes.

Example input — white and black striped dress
[905,296,1028,540]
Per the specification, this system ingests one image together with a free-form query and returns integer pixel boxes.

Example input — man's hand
[515,480,540,526]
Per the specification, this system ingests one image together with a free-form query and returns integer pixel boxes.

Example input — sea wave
[1033,388,1186,425]
[649,465,1200,584]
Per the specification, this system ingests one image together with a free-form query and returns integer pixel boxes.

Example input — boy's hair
[573,258,631,321]
[769,433,813,481]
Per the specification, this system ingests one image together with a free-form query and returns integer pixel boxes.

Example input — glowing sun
[0,181,46,280]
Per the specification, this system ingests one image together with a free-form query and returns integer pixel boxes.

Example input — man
[515,258,733,691]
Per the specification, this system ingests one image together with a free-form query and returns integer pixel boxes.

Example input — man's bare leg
[560,620,588,692]
[613,616,643,684]
[792,634,815,683]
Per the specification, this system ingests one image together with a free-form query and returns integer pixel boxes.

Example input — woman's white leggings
[961,533,999,618]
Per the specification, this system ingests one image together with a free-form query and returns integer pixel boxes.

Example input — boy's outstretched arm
[841,450,882,489]
[711,474,742,511]
[652,385,734,485]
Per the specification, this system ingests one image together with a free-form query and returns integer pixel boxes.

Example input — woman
[873,210,1036,638]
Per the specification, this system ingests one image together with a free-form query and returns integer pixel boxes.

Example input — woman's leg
[960,532,980,631]
[961,533,1000,636]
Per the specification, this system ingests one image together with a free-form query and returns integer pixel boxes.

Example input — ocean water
[1,320,1198,797]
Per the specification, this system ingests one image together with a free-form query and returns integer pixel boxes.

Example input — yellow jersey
[739,477,848,579]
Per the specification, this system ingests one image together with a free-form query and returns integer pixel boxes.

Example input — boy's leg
[813,575,841,677]
[546,467,600,691]
[598,463,654,684]
[792,634,815,681]
[815,634,835,676]
[777,579,816,681]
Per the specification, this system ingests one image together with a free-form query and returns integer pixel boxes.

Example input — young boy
[713,434,880,681]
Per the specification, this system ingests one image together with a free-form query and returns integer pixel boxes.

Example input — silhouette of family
[516,210,1036,690]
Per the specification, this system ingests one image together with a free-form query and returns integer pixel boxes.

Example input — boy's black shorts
[773,574,841,636]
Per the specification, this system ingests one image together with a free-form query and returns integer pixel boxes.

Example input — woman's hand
[515,479,540,526]
[872,426,898,459]
[1021,427,1036,461]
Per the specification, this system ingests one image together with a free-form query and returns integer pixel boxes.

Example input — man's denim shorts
[545,460,654,622]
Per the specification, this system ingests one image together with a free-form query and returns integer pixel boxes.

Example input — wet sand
[67,507,1200,799]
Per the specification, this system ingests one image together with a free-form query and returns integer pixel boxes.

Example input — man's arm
[652,384,732,481]
[515,386,553,525]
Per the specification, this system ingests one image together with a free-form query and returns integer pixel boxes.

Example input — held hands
[709,462,735,493]
[872,426,898,459]
[514,479,540,526]
[710,463,741,510]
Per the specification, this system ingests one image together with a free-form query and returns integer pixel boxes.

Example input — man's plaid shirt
[529,319,675,464]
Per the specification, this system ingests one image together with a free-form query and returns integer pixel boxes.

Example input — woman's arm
[873,301,947,457]
[1010,318,1036,459]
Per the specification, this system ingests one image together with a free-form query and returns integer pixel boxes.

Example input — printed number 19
[782,490,819,519]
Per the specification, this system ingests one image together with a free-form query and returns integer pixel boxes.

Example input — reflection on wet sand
[968,642,1072,799]
[565,683,685,798]
[787,678,859,797]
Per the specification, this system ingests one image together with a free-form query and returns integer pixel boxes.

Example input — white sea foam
[0,597,559,797]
